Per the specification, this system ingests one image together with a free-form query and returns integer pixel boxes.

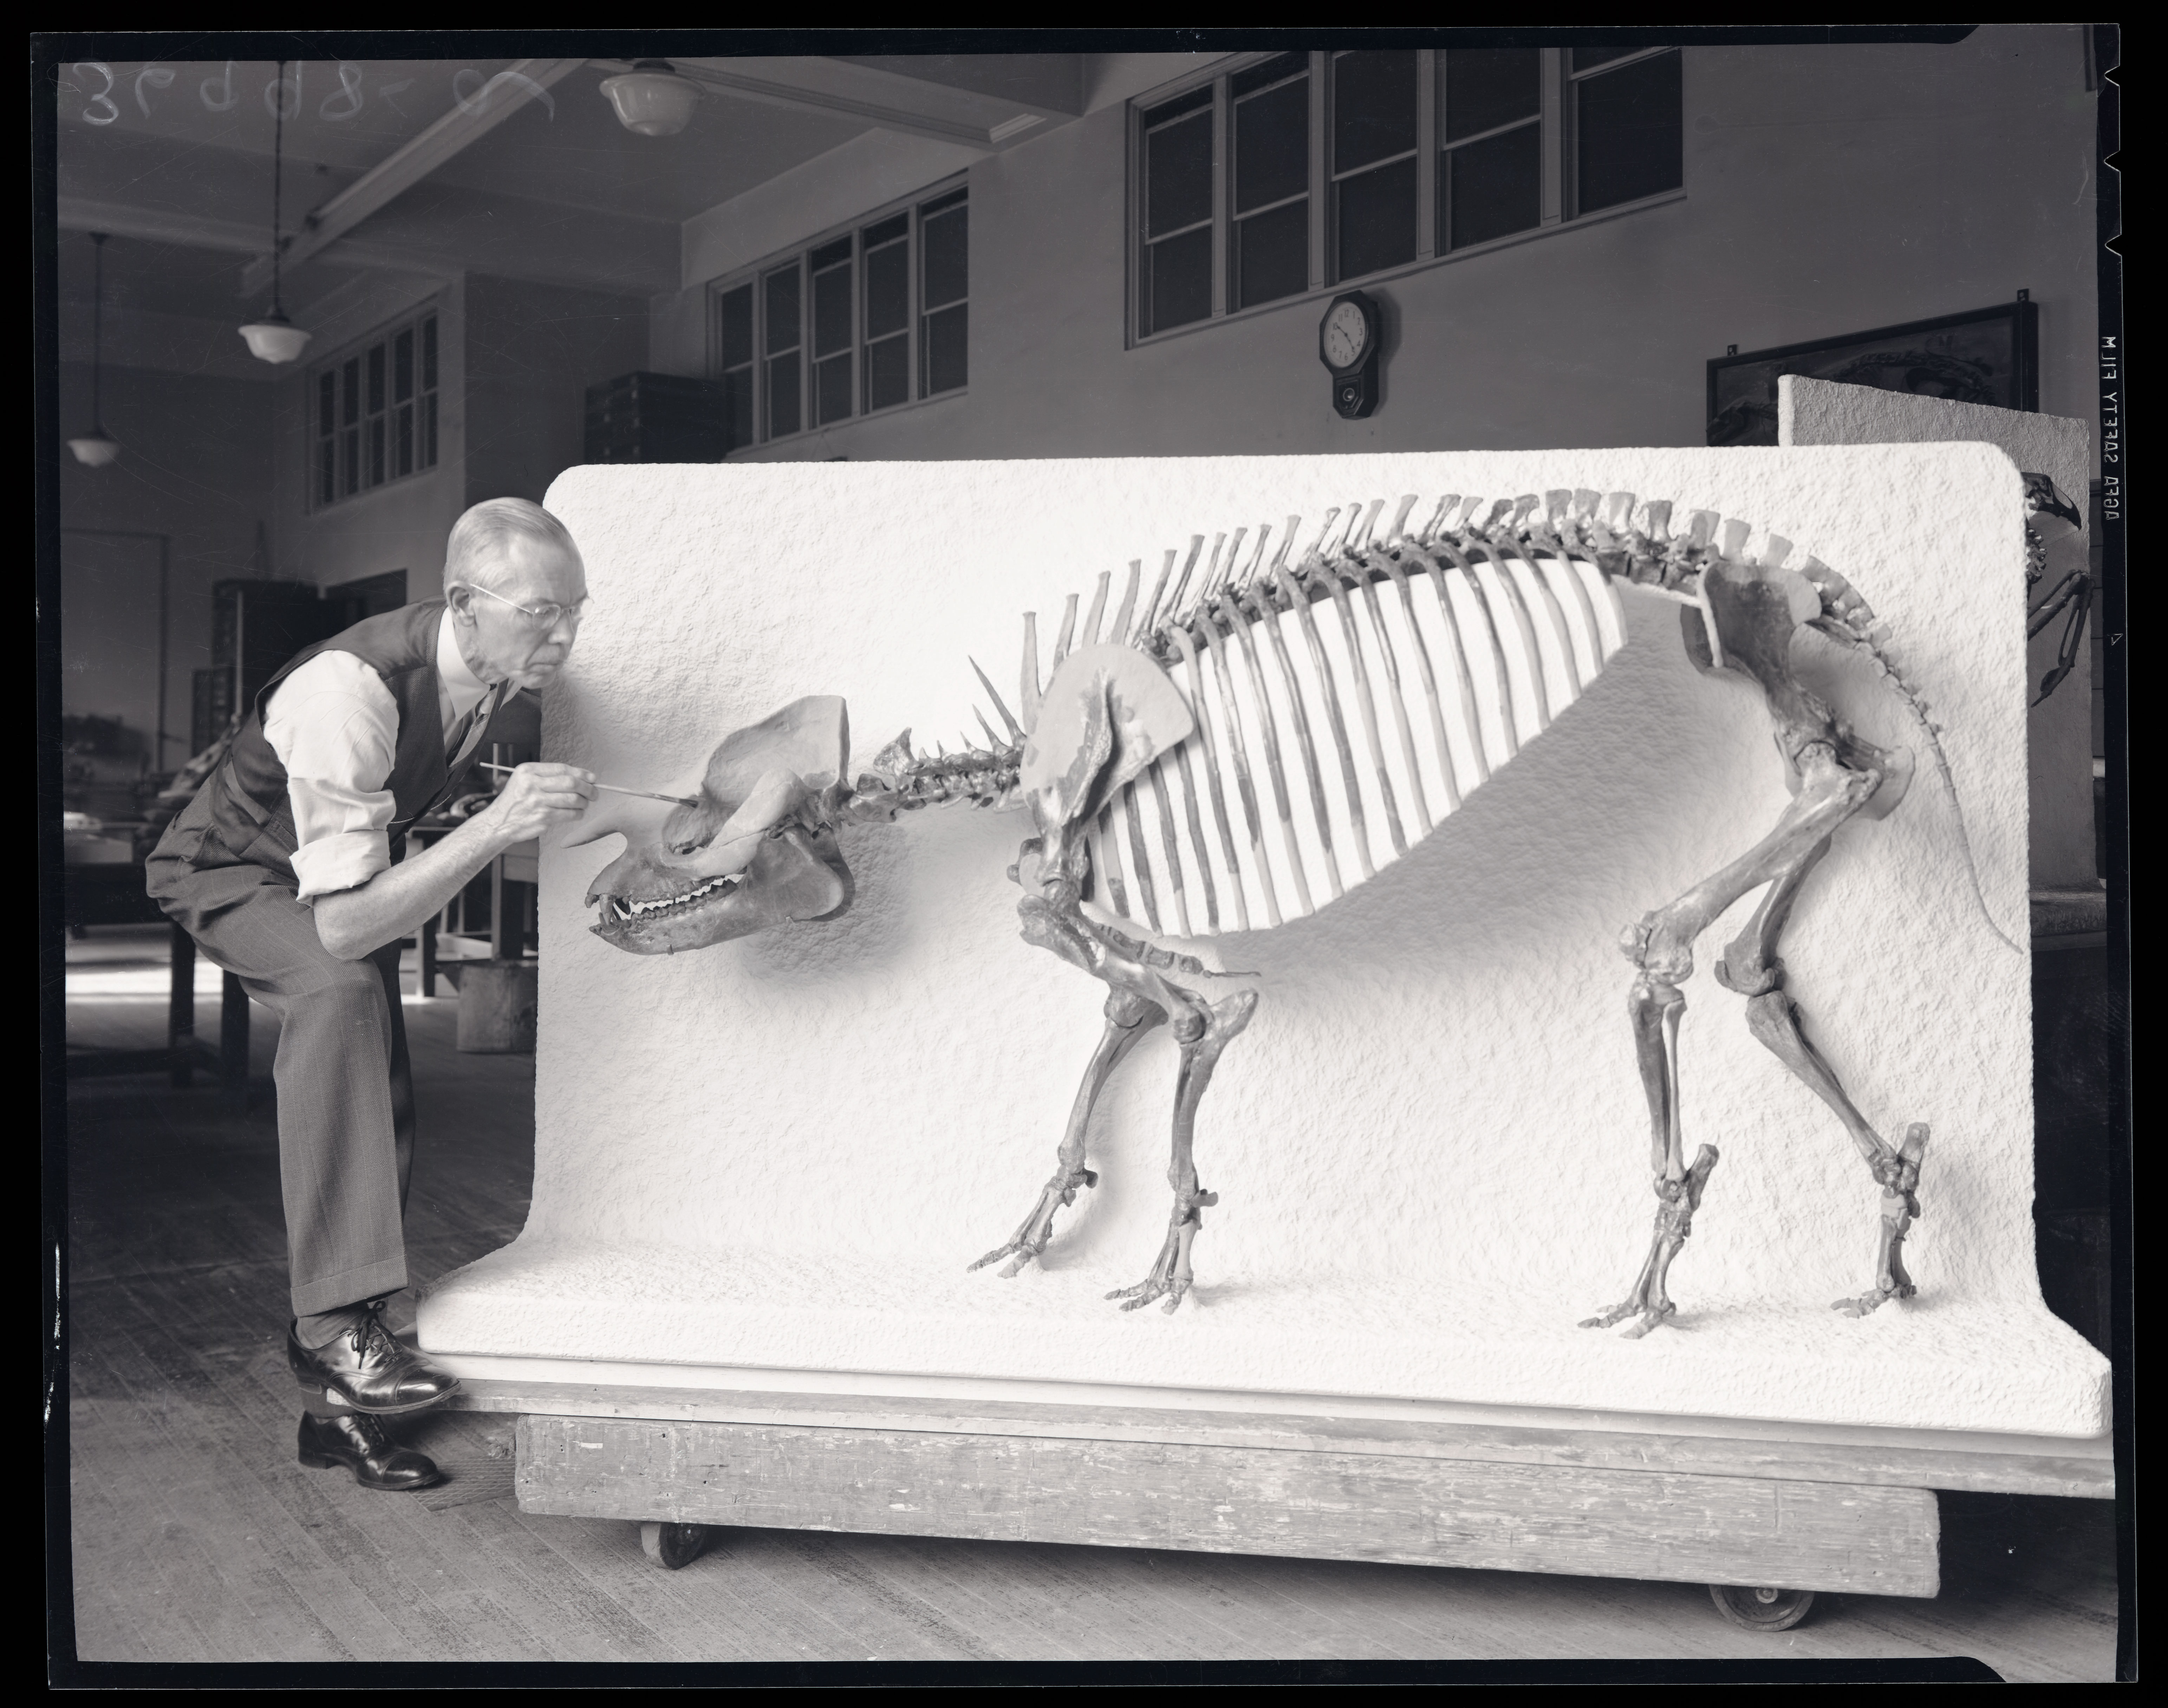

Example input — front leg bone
[1106,988,1258,1314]
[971,989,1164,1278]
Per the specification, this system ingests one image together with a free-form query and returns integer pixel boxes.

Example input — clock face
[1322,299,1371,370]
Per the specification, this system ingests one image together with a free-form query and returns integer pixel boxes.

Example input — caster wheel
[1707,1583,1816,1631]
[640,1521,713,1570]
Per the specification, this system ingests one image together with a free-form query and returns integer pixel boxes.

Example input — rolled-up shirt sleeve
[261,652,402,903]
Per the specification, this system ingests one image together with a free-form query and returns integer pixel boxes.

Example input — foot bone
[1106,1187,1217,1314]
[970,1166,1098,1278]
[1580,1145,1719,1339]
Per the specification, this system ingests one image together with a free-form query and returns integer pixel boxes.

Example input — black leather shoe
[287,1301,461,1415]
[296,1409,444,1491]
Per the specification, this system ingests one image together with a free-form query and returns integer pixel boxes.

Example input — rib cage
[1082,537,1625,936]
[880,486,1996,948]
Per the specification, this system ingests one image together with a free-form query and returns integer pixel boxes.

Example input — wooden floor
[59,924,2123,1679]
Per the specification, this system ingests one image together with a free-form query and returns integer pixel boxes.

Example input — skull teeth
[605,872,742,923]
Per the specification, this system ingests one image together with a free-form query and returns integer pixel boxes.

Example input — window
[1231,55,1310,313]
[708,181,968,448]
[1573,45,1683,215]
[1132,48,1683,341]
[312,309,438,507]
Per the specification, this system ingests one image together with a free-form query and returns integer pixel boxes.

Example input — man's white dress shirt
[262,610,500,902]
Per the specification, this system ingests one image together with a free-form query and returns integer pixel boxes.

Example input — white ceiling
[52,51,1215,368]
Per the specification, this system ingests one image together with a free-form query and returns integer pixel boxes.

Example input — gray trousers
[148,820,415,1319]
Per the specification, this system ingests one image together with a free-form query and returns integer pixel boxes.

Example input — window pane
[767,353,801,437]
[1232,52,1306,101]
[764,266,801,358]
[923,303,966,395]
[421,316,437,391]
[862,212,908,247]
[342,359,360,425]
[366,344,385,415]
[1142,84,1212,128]
[865,240,908,339]
[1145,226,1212,334]
[395,404,412,476]
[1145,110,1212,237]
[1332,50,1416,173]
[810,235,852,271]
[1577,50,1682,213]
[816,353,853,424]
[1444,49,1539,142]
[722,368,754,449]
[865,335,909,412]
[1447,123,1541,249]
[922,204,968,311]
[1571,44,1639,72]
[718,283,754,370]
[318,438,334,505]
[1235,199,1309,309]
[813,261,852,358]
[1235,75,1308,213]
[368,416,385,487]
[424,394,437,466]
[343,427,358,493]
[1336,155,1417,280]
[317,372,336,436]
[394,328,414,402]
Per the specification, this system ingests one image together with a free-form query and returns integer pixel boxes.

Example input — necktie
[445,683,502,768]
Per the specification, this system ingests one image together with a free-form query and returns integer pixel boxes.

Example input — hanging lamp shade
[601,60,701,136]
[238,310,312,365]
[70,230,121,466]
[242,60,312,366]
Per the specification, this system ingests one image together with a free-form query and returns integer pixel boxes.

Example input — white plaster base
[418,448,2108,1442]
[422,1238,2107,1437]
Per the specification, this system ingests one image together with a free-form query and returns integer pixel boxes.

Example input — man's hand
[480,761,596,843]
[311,762,593,961]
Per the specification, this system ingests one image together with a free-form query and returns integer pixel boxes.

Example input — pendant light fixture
[238,60,312,365]
[68,232,122,467]
[601,60,702,137]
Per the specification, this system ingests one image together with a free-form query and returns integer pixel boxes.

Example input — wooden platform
[439,1373,2108,1605]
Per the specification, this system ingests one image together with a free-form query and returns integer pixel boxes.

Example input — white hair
[444,498,581,591]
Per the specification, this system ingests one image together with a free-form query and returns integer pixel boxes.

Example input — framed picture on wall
[1706,297,2039,446]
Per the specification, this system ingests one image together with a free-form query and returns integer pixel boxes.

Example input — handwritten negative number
[74,62,119,126]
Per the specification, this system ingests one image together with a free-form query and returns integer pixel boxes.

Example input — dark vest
[154,601,510,882]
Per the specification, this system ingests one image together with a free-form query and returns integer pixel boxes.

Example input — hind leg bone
[1713,836,1931,1317]
[1584,746,1883,1337]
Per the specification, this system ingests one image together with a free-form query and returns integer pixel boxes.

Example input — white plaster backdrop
[1780,377,2097,893]
[419,448,2108,1436]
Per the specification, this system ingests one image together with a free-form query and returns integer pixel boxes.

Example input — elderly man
[148,498,595,1491]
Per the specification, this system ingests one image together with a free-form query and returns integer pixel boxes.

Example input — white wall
[652,30,2097,460]
[58,361,276,762]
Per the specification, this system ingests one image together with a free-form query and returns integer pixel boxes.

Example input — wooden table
[64,863,250,1112]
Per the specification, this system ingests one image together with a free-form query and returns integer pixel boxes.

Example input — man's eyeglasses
[463,584,590,630]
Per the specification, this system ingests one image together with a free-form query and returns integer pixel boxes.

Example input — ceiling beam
[594,57,1049,151]
[58,194,443,276]
[241,57,587,296]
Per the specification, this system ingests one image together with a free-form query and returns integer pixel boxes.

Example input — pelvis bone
[583,695,855,955]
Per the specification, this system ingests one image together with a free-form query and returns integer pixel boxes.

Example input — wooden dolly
[444,1375,2112,1633]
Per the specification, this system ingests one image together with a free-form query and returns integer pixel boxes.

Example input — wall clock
[1319,290,1382,420]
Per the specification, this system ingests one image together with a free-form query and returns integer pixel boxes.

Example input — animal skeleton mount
[581,483,2051,1339]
